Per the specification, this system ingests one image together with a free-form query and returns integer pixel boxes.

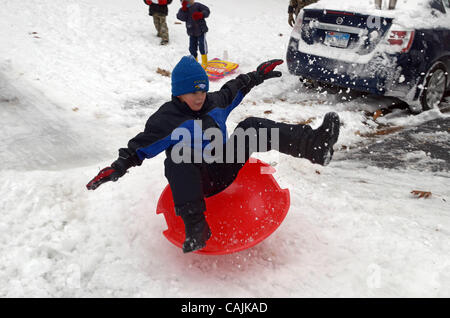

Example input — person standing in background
[177,0,210,68]
[143,0,173,45]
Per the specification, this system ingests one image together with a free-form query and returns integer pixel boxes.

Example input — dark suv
[287,0,450,113]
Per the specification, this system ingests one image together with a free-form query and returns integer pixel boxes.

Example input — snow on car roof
[307,0,450,29]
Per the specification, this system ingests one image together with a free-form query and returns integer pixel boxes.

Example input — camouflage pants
[153,13,169,42]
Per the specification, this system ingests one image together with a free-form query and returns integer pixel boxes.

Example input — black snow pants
[164,117,314,216]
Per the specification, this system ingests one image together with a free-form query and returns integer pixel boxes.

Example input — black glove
[86,166,126,190]
[251,59,284,85]
[86,149,141,190]
[235,59,284,95]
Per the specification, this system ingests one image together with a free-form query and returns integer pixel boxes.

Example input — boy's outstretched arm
[86,147,142,190]
[209,59,283,107]
[86,114,174,191]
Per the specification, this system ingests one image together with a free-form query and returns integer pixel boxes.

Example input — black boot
[179,210,211,253]
[305,112,340,166]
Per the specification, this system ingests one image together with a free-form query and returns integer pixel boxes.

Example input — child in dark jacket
[177,0,210,67]
[144,0,173,45]
[86,56,340,254]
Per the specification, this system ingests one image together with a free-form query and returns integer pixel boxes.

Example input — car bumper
[286,38,420,100]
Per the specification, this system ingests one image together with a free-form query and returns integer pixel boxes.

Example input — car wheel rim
[426,69,446,109]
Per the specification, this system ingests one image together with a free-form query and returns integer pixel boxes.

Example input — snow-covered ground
[0,0,449,297]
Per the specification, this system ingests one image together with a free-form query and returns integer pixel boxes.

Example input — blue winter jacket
[118,73,258,165]
[176,2,210,37]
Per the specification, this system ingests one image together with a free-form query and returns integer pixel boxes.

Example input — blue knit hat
[171,55,209,97]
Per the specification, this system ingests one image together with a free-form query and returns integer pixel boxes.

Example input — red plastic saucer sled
[156,159,290,255]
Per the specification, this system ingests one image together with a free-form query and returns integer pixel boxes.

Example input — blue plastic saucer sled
[156,159,290,255]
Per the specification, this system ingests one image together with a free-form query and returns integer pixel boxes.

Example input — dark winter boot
[179,209,211,253]
[306,112,340,166]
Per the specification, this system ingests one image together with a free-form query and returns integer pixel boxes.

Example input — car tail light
[387,30,415,53]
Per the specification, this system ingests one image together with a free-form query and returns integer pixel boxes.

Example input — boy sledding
[87,56,340,253]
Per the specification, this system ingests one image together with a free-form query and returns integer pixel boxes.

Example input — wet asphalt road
[343,116,450,173]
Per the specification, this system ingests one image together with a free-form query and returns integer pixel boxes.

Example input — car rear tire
[420,62,448,111]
